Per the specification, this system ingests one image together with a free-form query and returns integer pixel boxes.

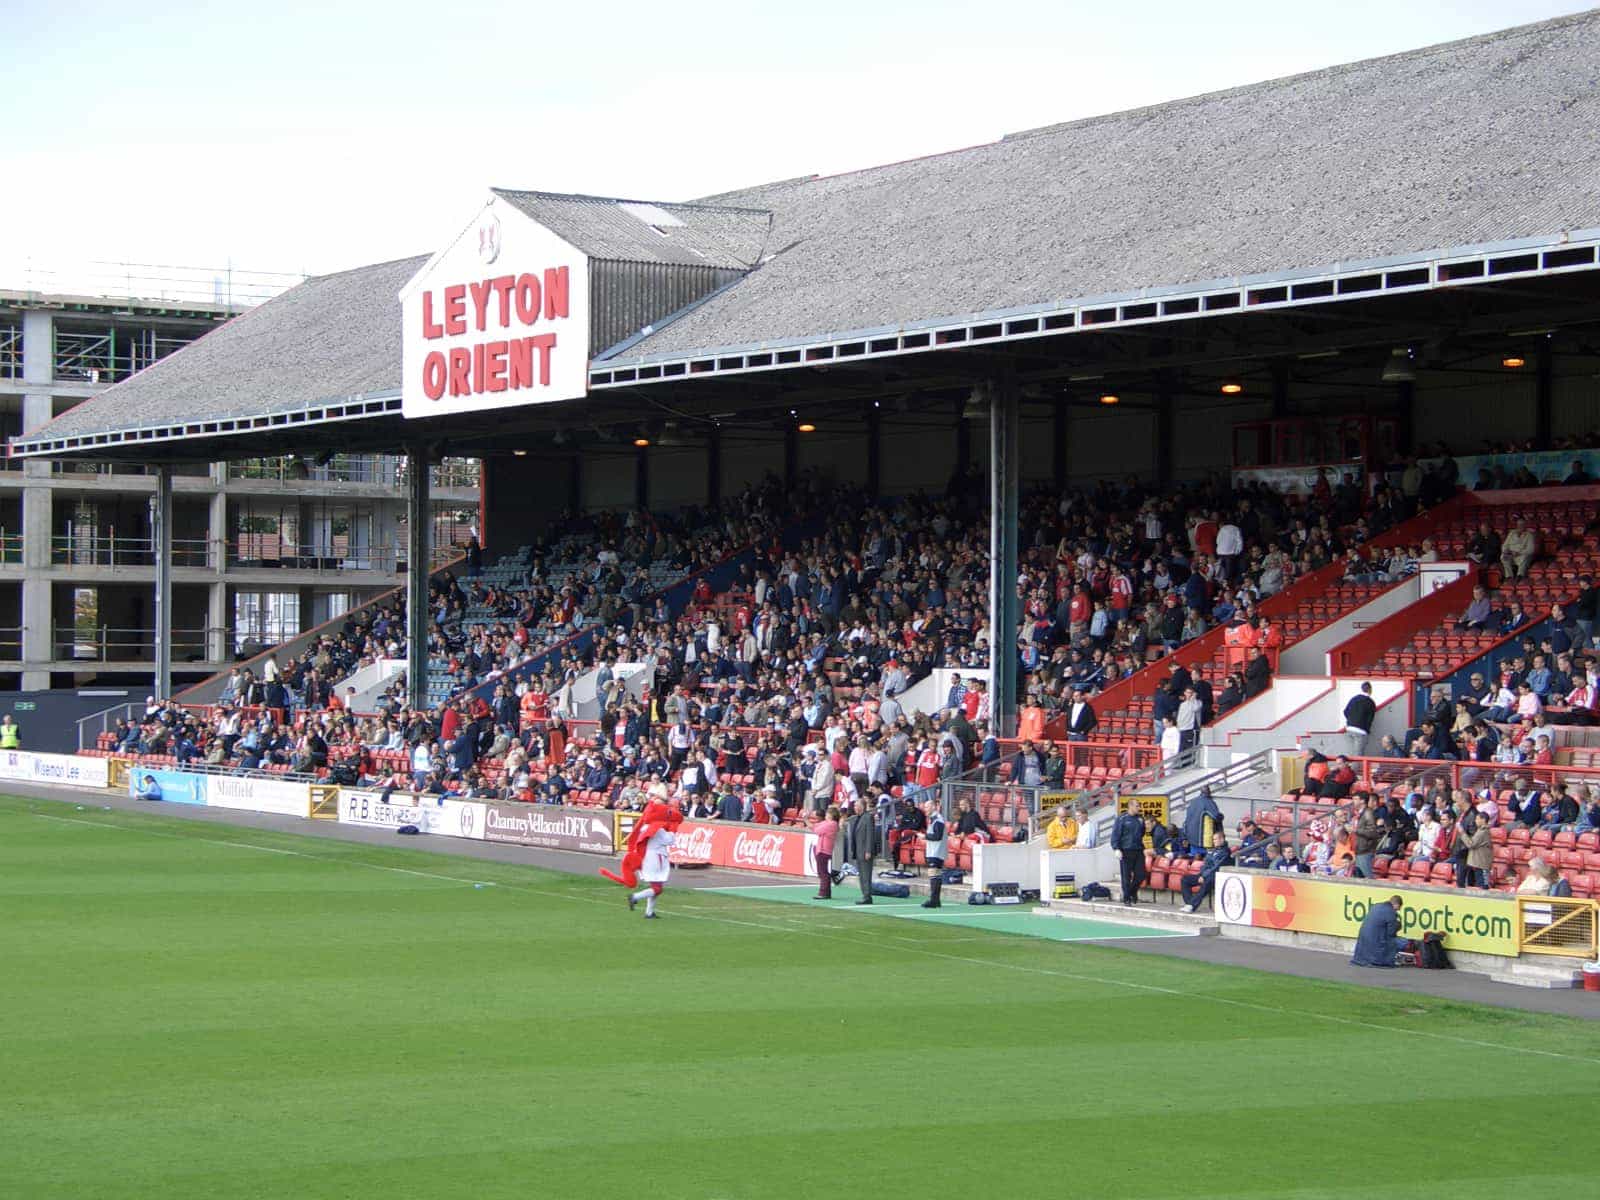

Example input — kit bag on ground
[1418,931,1452,969]
[871,880,911,899]
[1079,882,1112,902]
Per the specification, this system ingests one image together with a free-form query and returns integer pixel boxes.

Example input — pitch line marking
[23,805,1600,1065]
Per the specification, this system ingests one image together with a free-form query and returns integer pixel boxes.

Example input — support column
[706,426,722,508]
[207,582,228,664]
[1052,397,1069,492]
[406,443,432,710]
[1270,361,1291,419]
[21,578,50,691]
[634,445,649,510]
[152,465,173,700]
[1535,340,1553,451]
[987,366,1021,738]
[1155,371,1175,487]
[954,395,972,473]
[208,487,228,573]
[568,453,583,514]
[866,406,882,496]
[783,426,798,492]
[1394,380,1415,457]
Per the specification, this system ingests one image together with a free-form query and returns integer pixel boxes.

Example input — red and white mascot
[600,799,683,918]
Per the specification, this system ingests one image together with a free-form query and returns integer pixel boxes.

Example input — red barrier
[1328,574,1477,674]
[1043,494,1475,739]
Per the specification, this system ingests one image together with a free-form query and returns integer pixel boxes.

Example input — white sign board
[0,750,110,789]
[400,194,590,419]
[205,774,310,818]
[338,789,486,841]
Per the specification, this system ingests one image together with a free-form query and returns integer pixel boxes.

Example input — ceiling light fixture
[633,436,651,448]
[1098,393,1120,406]
[796,422,816,433]
[1220,378,1244,395]
[1501,355,1526,369]
[1380,347,1417,384]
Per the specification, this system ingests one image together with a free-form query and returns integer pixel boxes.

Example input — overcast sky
[1,0,1589,296]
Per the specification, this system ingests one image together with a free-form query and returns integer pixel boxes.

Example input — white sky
[1,0,1589,293]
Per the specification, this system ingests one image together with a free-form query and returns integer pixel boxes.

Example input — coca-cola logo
[733,831,785,868]
[673,826,715,860]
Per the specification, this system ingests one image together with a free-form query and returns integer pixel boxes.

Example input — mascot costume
[601,800,683,916]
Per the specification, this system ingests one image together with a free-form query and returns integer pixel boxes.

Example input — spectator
[1180,832,1234,913]
[1455,585,1494,631]
[1349,894,1404,968]
[1343,682,1376,758]
[1500,519,1537,579]
[1045,804,1078,850]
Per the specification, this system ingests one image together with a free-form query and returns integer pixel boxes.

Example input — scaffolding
[52,322,204,384]
[0,321,19,379]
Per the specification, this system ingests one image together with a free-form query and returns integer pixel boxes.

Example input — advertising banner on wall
[670,820,818,878]
[0,750,110,789]
[1214,869,1518,956]
[338,790,486,840]
[399,194,590,420]
[126,767,206,806]
[205,774,311,819]
[483,804,614,854]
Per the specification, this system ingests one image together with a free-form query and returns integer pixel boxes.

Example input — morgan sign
[400,193,589,419]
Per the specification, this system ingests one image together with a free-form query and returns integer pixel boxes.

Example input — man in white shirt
[1216,519,1244,580]
[807,747,835,813]
[1074,807,1098,848]
[1176,688,1204,751]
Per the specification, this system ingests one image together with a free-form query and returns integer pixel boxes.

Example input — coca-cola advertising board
[483,804,615,854]
[669,820,818,878]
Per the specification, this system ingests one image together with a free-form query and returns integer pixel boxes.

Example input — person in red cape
[600,799,683,917]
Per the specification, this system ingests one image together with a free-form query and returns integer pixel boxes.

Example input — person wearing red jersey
[914,742,941,788]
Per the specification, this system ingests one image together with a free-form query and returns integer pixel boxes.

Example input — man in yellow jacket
[1046,804,1078,849]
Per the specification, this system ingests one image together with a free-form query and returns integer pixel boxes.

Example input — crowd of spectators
[1277,770,1600,894]
[110,434,1600,828]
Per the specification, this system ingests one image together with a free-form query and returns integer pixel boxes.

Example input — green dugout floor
[703,884,1198,943]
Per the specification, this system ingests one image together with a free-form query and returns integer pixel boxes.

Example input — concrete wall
[1278,578,1420,676]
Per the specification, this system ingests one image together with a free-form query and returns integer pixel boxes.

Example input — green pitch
[4,795,1597,1200]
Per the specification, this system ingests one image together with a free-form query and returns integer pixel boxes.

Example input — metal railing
[0,533,23,563]
[224,455,480,490]
[78,702,143,750]
[0,625,21,660]
[228,455,405,486]
[229,543,405,572]
[53,626,224,663]
[52,533,213,568]
[1339,755,1600,799]
[1515,896,1599,958]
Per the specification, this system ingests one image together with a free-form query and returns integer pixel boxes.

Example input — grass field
[5,793,1598,1200]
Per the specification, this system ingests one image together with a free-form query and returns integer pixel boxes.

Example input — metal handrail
[77,702,143,750]
[53,625,225,662]
[51,533,213,568]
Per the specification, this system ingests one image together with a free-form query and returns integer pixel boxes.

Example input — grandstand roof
[14,7,1600,460]
[491,191,772,271]
[610,7,1600,365]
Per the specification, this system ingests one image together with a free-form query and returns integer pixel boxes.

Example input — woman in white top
[1412,809,1441,862]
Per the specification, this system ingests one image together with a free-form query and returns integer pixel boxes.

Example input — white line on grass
[28,805,1600,1066]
